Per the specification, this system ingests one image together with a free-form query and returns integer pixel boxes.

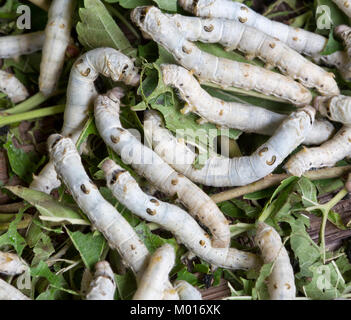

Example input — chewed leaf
[66,229,106,270]
[6,186,89,226]
[76,0,136,57]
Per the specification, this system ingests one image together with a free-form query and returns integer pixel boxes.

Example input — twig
[0,105,65,127]
[211,166,351,203]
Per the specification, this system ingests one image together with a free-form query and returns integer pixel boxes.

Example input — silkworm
[255,222,296,300]
[31,48,140,194]
[48,134,150,276]
[94,88,231,249]
[131,6,313,105]
[102,159,261,271]
[133,244,175,300]
[0,278,30,300]
[335,25,351,59]
[0,70,29,103]
[0,251,27,276]
[39,0,75,96]
[86,261,116,300]
[314,95,351,125]
[285,126,351,177]
[173,281,203,300]
[332,0,351,18]
[166,14,338,96]
[161,64,334,146]
[0,31,45,59]
[144,107,316,187]
[178,0,327,57]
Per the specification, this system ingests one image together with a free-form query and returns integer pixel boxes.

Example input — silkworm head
[47,134,64,152]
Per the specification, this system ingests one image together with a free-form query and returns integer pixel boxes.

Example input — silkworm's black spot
[182,46,192,54]
[117,128,125,133]
[139,7,149,23]
[239,17,248,23]
[146,208,156,215]
[199,240,205,246]
[179,83,183,87]
[51,137,63,149]
[150,199,160,206]
[258,147,268,157]
[204,24,214,32]
[171,179,178,186]
[81,68,91,77]
[110,135,120,144]
[122,64,129,73]
[80,184,90,194]
[110,169,126,184]
[266,156,277,166]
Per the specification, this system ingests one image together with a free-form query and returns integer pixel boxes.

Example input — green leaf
[295,177,318,207]
[3,134,42,183]
[252,262,273,300]
[31,233,55,267]
[76,0,136,57]
[6,186,89,225]
[320,27,344,55]
[0,208,27,256]
[76,115,99,150]
[135,222,178,254]
[176,267,199,286]
[66,229,106,270]
[115,270,137,300]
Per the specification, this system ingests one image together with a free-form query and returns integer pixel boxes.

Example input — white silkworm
[144,107,316,187]
[94,89,231,249]
[133,244,175,300]
[314,95,351,125]
[178,0,327,57]
[166,14,338,96]
[0,251,27,276]
[255,222,296,300]
[335,25,351,61]
[102,159,261,271]
[86,261,116,300]
[161,64,334,145]
[39,0,75,96]
[332,0,351,18]
[173,281,202,300]
[0,70,29,103]
[0,31,45,59]
[131,6,313,105]
[48,134,150,276]
[285,126,351,177]
[31,48,140,194]
[0,278,30,300]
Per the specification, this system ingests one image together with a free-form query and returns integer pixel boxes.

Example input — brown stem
[0,202,25,213]
[211,166,351,203]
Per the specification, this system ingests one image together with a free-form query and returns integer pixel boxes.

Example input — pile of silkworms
[3,0,351,300]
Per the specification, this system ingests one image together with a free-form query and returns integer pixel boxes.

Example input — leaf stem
[0,105,65,127]
[211,166,351,203]
[104,3,141,41]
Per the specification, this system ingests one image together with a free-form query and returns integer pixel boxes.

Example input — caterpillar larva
[94,89,231,249]
[314,95,351,125]
[255,222,296,300]
[133,244,175,300]
[102,159,261,271]
[335,25,351,59]
[0,251,27,276]
[0,278,30,300]
[161,64,334,146]
[39,0,75,96]
[178,0,327,57]
[131,6,313,105]
[166,14,338,96]
[31,48,140,194]
[332,0,351,18]
[144,107,316,187]
[0,31,45,59]
[285,126,351,177]
[0,70,29,104]
[48,134,150,276]
[86,261,116,300]
[173,281,203,300]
